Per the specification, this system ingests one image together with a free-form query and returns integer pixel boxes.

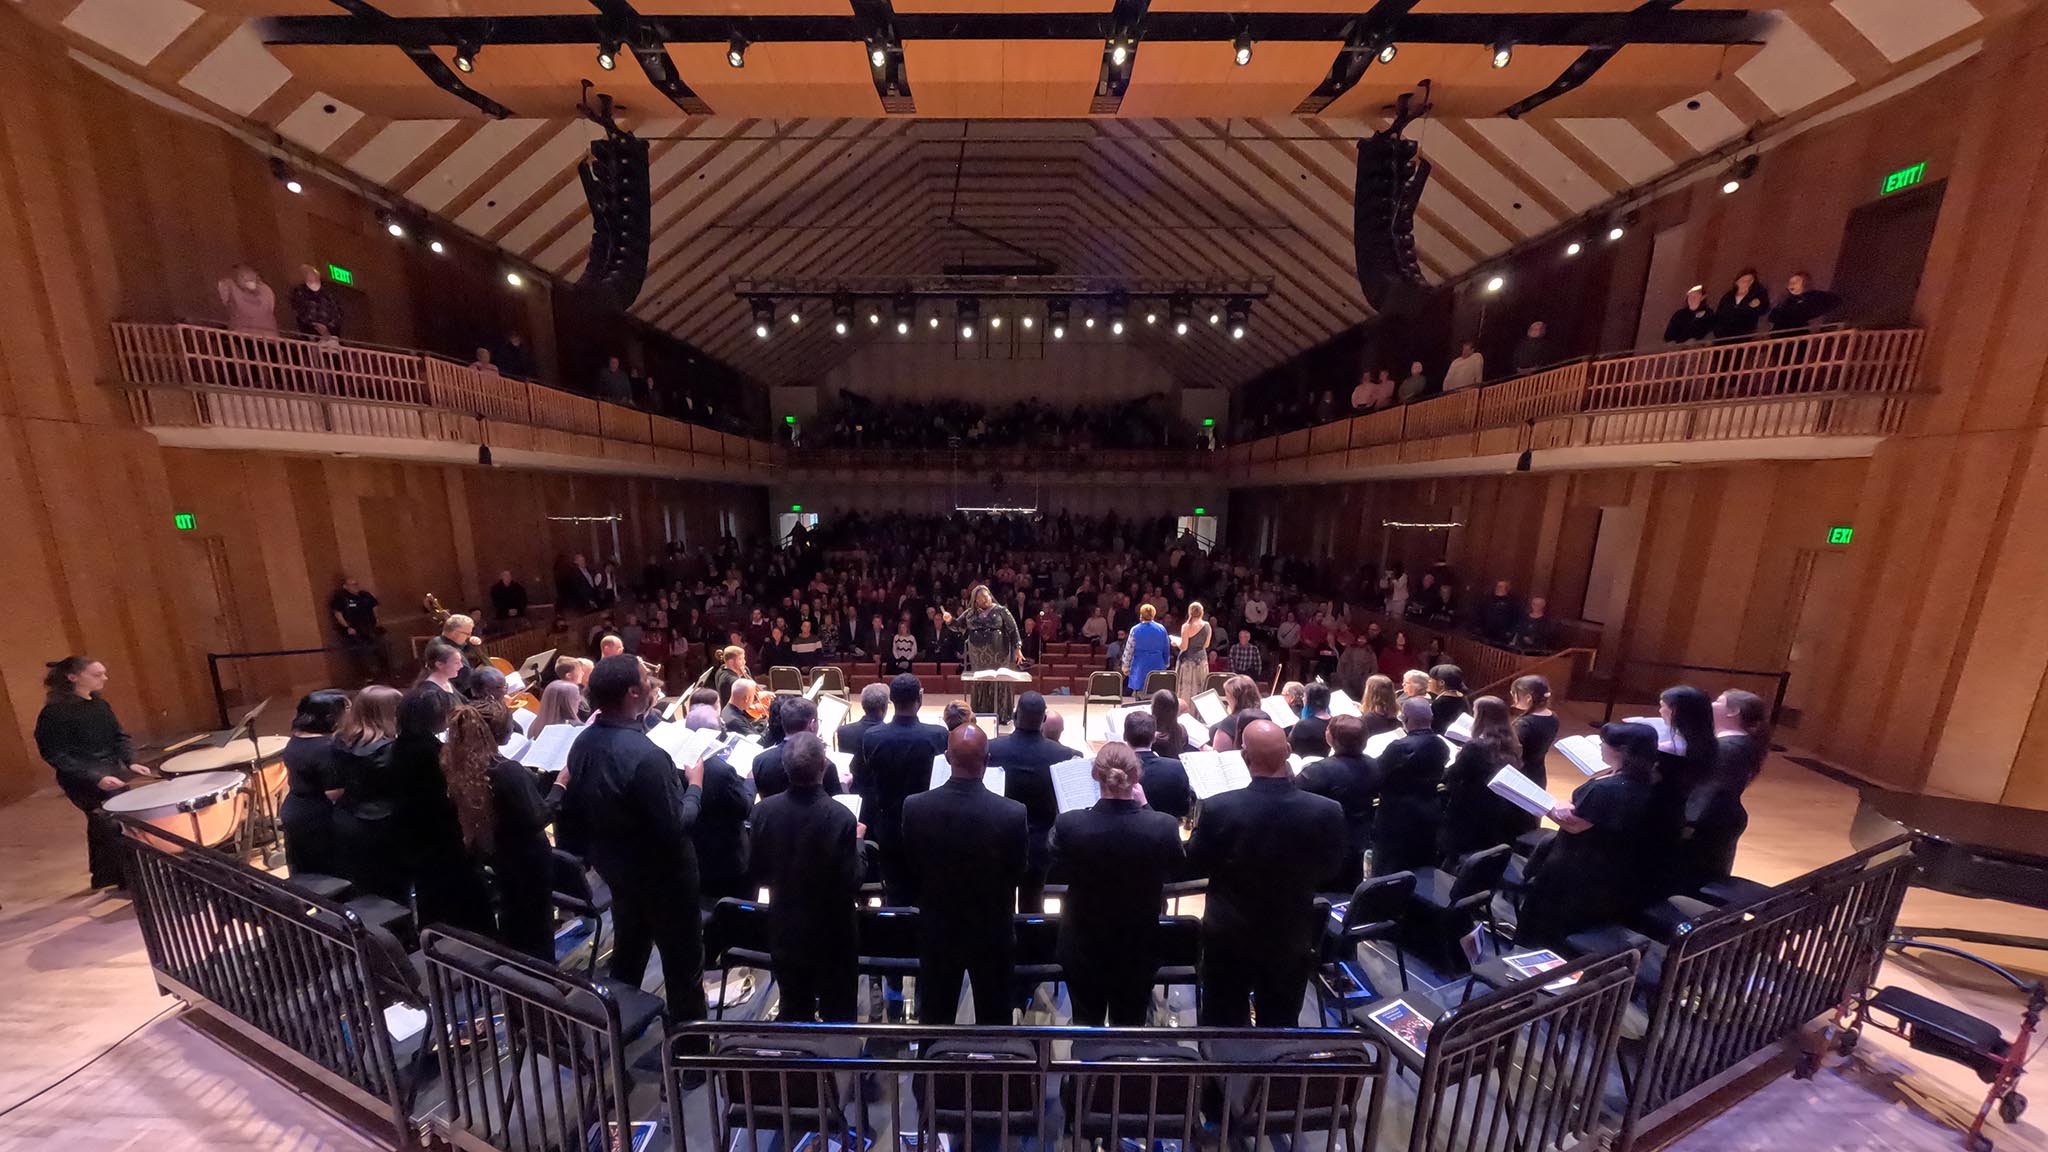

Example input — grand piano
[1854,788,2048,952]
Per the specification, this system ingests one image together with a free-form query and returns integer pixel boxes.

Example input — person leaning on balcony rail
[216,263,277,334]
[289,264,344,341]
[470,345,500,375]
[1443,341,1484,392]
[1399,361,1430,404]
[1664,285,1717,345]
[1714,267,1772,339]
[1768,271,1843,332]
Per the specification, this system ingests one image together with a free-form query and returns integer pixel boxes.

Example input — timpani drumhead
[104,770,246,849]
[160,737,274,775]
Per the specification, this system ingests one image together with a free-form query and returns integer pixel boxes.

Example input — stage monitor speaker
[1354,130,1430,316]
[578,131,651,307]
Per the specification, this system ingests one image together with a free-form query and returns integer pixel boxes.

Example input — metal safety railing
[1409,948,1641,1152]
[115,821,417,1148]
[1614,835,1916,1151]
[666,1020,1387,1152]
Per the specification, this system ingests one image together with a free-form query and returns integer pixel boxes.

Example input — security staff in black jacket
[1047,741,1186,1026]
[1371,698,1452,876]
[1124,711,1193,820]
[985,692,1070,912]
[900,723,1028,1025]
[1296,714,1379,893]
[749,733,866,1022]
[558,656,708,1021]
[855,674,949,906]
[679,705,756,907]
[33,657,149,889]
[752,697,843,801]
[1186,719,1345,1028]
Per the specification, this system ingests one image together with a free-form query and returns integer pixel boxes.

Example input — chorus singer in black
[34,657,152,889]
[749,733,867,1022]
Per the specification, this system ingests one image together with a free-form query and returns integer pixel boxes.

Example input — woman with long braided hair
[443,698,563,959]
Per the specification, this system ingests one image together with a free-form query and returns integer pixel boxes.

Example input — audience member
[1768,271,1842,331]
[1663,285,1715,345]
[596,355,634,405]
[289,264,343,340]
[1714,268,1771,339]
[1398,361,1430,404]
[489,569,529,623]
[1443,341,1484,392]
[1511,320,1555,374]
[217,264,278,333]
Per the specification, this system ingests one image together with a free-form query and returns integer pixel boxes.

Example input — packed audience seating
[815,390,1197,450]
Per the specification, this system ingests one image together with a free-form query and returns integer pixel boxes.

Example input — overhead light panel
[727,33,748,68]
[1484,274,1505,294]
[1232,32,1253,67]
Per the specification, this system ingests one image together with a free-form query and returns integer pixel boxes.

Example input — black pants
[1068,966,1153,1027]
[777,954,857,1023]
[607,874,708,1022]
[919,949,1014,1025]
[76,797,124,889]
[1198,937,1309,1028]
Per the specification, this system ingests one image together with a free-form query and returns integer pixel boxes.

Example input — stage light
[833,295,854,337]
[286,177,303,194]
[1144,307,1158,326]
[1484,274,1505,293]
[453,42,478,73]
[1208,306,1221,325]
[1109,37,1130,68]
[727,33,748,68]
[1107,293,1127,336]
[894,294,914,335]
[1377,42,1397,65]
[1565,241,1582,257]
[1607,225,1625,241]
[1722,178,1741,195]
[928,314,940,329]
[870,42,887,69]
[789,308,801,325]
[1021,314,1034,330]
[505,270,524,288]
[1169,294,1192,336]
[957,297,979,340]
[274,158,302,194]
[867,307,881,326]
[1048,300,1069,340]
[378,210,405,238]
[990,314,1002,329]
[752,297,776,339]
[1226,297,1250,341]
[1491,40,1513,69]
[1084,316,1096,329]
[1723,154,1757,195]
[597,41,618,70]
[429,239,446,255]
[1232,32,1253,67]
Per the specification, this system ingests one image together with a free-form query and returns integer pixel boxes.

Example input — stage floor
[1,697,2043,1151]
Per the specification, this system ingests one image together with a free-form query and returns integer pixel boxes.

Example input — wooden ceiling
[27,0,2001,385]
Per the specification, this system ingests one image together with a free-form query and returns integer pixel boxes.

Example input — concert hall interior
[8,0,2048,1149]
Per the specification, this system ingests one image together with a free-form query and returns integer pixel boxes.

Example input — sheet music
[1288,753,1311,775]
[510,707,537,735]
[1091,704,1140,745]
[1554,733,1607,777]
[1488,766,1563,819]
[724,736,763,777]
[964,667,1032,681]
[1260,695,1300,730]
[815,695,849,736]
[1190,690,1227,726]
[832,793,863,820]
[519,723,582,773]
[1177,714,1209,750]
[1180,749,1251,799]
[1365,727,1403,758]
[1624,715,1678,754]
[827,749,855,785]
[499,733,531,761]
[1328,690,1362,718]
[804,674,825,701]
[929,755,1005,794]
[1050,757,1101,813]
[1445,712,1475,743]
[648,722,720,771]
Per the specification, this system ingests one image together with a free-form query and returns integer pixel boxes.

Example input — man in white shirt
[1443,341,1485,392]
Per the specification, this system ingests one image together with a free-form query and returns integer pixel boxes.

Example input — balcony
[781,445,1214,485]
[1224,327,1927,484]
[109,322,778,481]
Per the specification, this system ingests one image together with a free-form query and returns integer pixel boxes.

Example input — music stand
[963,669,1032,734]
[516,648,557,685]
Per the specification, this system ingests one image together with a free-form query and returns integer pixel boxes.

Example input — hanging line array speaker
[577,126,651,307]
[1354,128,1430,317]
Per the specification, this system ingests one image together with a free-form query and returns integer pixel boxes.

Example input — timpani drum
[103,771,248,851]
[161,736,285,799]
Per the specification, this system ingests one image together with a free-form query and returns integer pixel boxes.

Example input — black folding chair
[549,848,609,977]
[1318,871,1414,1026]
[708,898,776,1020]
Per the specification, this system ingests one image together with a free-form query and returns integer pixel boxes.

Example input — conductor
[946,584,1022,723]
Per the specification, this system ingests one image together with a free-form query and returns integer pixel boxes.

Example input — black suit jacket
[750,785,863,965]
[1371,730,1452,873]
[836,714,885,777]
[1048,799,1185,976]
[752,740,843,801]
[1289,714,1332,758]
[901,778,1029,959]
[856,714,949,852]
[986,730,1072,868]
[557,718,701,895]
[1134,749,1192,820]
[1185,776,1345,966]
[1296,753,1378,891]
[691,754,756,902]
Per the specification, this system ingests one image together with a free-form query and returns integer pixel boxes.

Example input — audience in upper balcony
[470,346,499,376]
[495,330,532,380]
[289,264,344,341]
[1511,320,1555,374]
[818,390,1191,451]
[217,264,277,334]
[1664,285,1716,345]
[1443,341,1485,393]
[1769,271,1843,332]
[1715,267,1771,338]
[595,355,634,406]
[1399,360,1430,404]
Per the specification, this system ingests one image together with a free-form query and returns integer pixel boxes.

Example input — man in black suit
[1371,698,1452,876]
[836,683,889,771]
[680,705,756,906]
[720,679,766,737]
[901,723,1028,1025]
[557,656,708,1021]
[1047,742,1185,1025]
[1123,710,1192,820]
[1296,714,1378,893]
[750,733,866,1022]
[1186,719,1346,1028]
[855,674,949,906]
[858,614,890,664]
[753,697,843,800]
[985,692,1070,912]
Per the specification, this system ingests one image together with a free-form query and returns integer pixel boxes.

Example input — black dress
[389,732,492,934]
[1429,694,1469,735]
[279,734,342,877]
[1439,742,1526,863]
[1516,773,1655,948]
[1361,712,1400,740]
[1289,714,1332,758]
[485,756,561,960]
[1670,734,1762,895]
[1513,713,1559,790]
[32,692,141,888]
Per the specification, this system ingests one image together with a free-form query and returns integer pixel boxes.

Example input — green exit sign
[790,504,803,513]
[1193,507,1207,516]
[1827,524,1854,545]
[784,414,797,424]
[1202,418,1216,427]
[1881,163,1926,196]
[173,513,197,531]
[326,263,355,286]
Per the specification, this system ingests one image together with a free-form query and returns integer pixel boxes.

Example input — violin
[745,688,775,721]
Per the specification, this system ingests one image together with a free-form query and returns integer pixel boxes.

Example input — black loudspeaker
[1354,130,1430,315]
[578,130,651,307]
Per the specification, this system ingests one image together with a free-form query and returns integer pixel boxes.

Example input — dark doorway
[1831,179,1947,325]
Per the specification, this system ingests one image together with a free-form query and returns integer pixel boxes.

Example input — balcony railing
[1227,326,1926,480]
[108,322,777,478]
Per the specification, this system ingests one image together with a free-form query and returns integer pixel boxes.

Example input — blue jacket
[1126,619,1172,693]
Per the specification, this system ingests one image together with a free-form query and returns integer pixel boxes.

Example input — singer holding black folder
[1515,722,1659,948]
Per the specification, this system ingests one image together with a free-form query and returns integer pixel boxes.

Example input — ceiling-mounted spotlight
[453,41,479,73]
[928,314,940,329]
[869,41,888,69]
[727,33,749,68]
[1109,36,1131,68]
[504,270,524,289]
[893,294,915,335]
[1491,40,1513,69]
[788,307,801,325]
[1565,240,1582,257]
[1208,305,1222,326]
[1226,297,1251,341]
[1021,313,1035,330]
[1723,153,1758,195]
[597,40,618,70]
[832,295,854,336]
[377,209,405,238]
[957,297,980,340]
[867,305,881,326]
[429,239,447,255]
[1232,31,1253,67]
[1484,274,1505,294]
[1606,224,1625,242]
[990,314,1003,330]
[752,297,775,340]
[1377,42,1398,65]
[1048,299,1069,340]
[1169,294,1192,336]
[270,157,302,194]
[1084,315,1096,330]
